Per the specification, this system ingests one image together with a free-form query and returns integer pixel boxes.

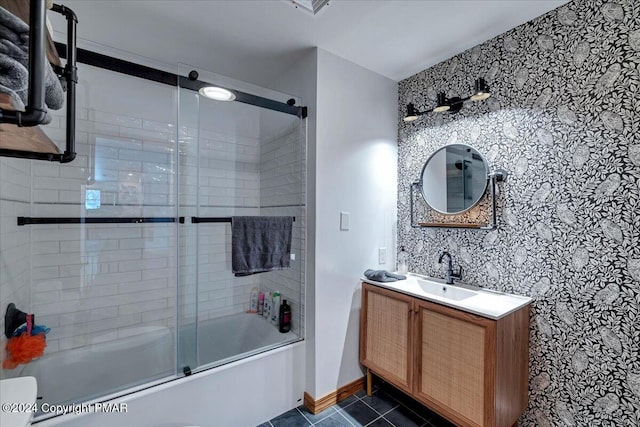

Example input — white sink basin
[0,376,37,427]
[362,272,532,319]
[415,278,476,301]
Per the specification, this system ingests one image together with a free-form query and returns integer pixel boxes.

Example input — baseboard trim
[303,376,365,415]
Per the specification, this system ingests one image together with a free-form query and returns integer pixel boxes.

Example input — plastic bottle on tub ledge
[257,291,265,315]
[279,300,291,333]
[249,287,259,313]
[263,292,271,319]
[271,291,281,326]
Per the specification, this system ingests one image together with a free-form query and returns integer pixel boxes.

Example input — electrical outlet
[379,247,386,265]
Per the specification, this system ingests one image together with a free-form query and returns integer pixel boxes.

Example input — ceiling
[56,0,569,86]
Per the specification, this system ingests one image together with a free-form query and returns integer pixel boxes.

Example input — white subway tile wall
[1,63,305,377]
[27,63,178,355]
[0,158,32,375]
[259,123,306,336]
[179,95,264,325]
[29,146,177,352]
[178,98,306,338]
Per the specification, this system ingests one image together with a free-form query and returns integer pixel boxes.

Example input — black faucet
[438,251,461,284]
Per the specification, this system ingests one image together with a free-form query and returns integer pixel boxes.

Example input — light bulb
[198,86,236,101]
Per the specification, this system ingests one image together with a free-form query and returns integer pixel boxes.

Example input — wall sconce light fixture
[403,78,491,122]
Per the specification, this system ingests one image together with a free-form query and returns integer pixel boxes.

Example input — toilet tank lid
[1,376,37,427]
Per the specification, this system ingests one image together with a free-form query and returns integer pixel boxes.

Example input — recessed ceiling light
[198,86,236,101]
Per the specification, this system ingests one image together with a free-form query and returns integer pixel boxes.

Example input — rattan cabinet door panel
[417,304,491,427]
[360,283,414,394]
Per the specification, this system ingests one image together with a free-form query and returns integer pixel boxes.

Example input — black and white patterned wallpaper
[397,0,640,425]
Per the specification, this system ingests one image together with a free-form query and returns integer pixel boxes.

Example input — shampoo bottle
[279,300,291,333]
[263,292,271,319]
[257,291,265,315]
[249,287,259,313]
[271,292,281,326]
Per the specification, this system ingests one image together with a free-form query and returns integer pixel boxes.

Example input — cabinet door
[360,283,414,394]
[415,300,496,427]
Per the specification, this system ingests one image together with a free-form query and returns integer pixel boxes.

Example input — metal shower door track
[53,42,307,119]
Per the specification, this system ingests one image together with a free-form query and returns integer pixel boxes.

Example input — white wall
[269,47,318,396]
[272,48,398,399]
[313,49,397,398]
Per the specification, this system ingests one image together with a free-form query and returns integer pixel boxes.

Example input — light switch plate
[340,212,350,230]
[379,247,386,264]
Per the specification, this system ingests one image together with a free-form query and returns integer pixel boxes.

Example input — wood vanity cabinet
[360,282,530,427]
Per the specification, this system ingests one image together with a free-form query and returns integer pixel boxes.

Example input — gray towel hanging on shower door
[231,216,293,276]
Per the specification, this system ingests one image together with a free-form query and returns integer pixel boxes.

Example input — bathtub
[35,313,304,427]
[20,325,174,416]
[20,313,299,424]
[189,312,297,368]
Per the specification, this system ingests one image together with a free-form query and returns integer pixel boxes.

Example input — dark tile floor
[257,382,456,427]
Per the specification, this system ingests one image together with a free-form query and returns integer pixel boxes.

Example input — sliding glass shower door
[0,55,305,419]
[0,59,179,416]
[177,65,305,374]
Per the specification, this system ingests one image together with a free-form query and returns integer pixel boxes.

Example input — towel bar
[17,217,176,226]
[192,216,295,223]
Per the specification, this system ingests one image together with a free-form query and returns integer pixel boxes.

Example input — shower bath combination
[0,19,307,420]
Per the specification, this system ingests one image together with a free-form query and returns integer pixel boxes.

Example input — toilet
[0,377,37,427]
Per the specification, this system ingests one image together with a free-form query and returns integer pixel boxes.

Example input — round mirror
[420,144,489,214]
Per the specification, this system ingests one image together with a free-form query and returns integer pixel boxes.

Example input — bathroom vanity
[360,274,532,427]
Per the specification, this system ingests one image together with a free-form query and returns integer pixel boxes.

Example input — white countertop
[362,273,532,320]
